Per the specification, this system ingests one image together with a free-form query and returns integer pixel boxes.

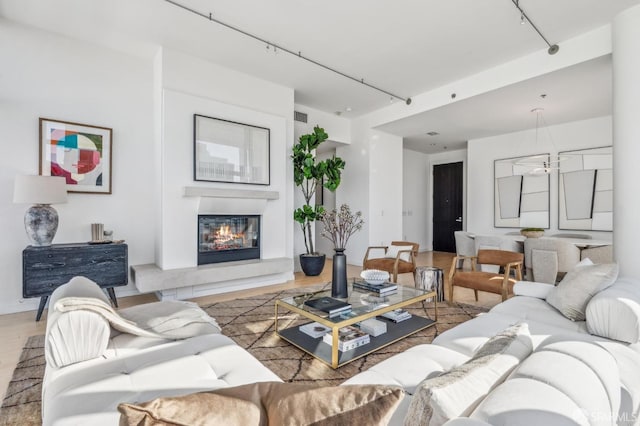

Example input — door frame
[428,152,467,251]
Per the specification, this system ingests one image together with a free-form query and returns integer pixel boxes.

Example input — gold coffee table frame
[275,282,437,369]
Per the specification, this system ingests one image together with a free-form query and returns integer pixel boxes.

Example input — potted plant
[319,204,364,297]
[292,126,345,275]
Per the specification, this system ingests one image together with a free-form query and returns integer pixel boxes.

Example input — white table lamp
[13,175,68,246]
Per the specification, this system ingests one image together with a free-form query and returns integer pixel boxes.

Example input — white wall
[293,104,351,144]
[467,115,613,239]
[402,149,429,250]
[0,21,155,314]
[338,118,403,266]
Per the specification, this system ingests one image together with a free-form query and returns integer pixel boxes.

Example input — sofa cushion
[342,344,469,394]
[512,280,554,299]
[404,323,532,426]
[586,277,640,343]
[490,296,588,334]
[546,262,619,321]
[118,382,404,426]
[470,339,621,426]
[42,334,283,426]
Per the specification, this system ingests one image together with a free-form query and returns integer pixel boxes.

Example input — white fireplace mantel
[184,186,279,215]
[183,186,279,200]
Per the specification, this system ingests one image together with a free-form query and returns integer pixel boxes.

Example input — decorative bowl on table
[520,228,544,238]
[360,269,390,285]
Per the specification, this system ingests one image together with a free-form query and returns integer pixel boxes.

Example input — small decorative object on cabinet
[23,242,128,321]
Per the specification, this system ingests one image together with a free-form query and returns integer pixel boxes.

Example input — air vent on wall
[294,111,308,123]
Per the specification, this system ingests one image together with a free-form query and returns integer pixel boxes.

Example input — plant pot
[299,253,326,276]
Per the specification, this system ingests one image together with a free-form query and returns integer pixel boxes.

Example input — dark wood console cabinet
[22,242,128,321]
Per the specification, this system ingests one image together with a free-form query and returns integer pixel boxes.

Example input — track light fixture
[163,0,412,105]
[512,0,559,55]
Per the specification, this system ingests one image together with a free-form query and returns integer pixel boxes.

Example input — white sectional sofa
[345,278,640,425]
[42,275,640,425]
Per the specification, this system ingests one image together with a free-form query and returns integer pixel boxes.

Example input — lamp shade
[13,175,68,205]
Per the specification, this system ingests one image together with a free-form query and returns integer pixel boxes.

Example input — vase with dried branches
[319,204,364,297]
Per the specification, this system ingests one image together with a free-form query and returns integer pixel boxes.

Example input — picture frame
[558,146,612,231]
[193,114,270,185]
[39,118,113,194]
[494,154,550,229]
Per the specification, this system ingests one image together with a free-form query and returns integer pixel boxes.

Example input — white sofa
[42,276,640,425]
[345,278,640,425]
[42,277,281,425]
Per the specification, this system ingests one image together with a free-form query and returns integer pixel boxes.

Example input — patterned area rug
[0,286,487,425]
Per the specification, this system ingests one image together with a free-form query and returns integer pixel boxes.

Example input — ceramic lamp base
[25,204,59,246]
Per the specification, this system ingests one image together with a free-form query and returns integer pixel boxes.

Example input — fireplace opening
[198,215,260,265]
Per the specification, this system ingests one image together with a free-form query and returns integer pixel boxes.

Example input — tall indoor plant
[292,126,345,275]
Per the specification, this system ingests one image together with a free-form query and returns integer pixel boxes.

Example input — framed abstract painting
[558,146,612,231]
[39,118,112,194]
[494,154,550,229]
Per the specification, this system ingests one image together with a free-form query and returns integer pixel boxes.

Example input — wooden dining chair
[448,249,523,302]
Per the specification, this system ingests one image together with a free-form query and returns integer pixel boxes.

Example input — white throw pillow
[385,245,414,262]
[586,277,640,343]
[404,323,533,426]
[546,263,619,321]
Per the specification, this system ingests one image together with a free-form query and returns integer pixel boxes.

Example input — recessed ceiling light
[426,131,439,136]
[345,107,352,112]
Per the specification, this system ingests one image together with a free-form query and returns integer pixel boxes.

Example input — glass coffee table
[275,281,437,369]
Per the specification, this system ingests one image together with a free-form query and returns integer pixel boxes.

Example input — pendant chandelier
[514,108,568,175]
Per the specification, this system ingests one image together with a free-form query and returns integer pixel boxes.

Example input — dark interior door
[433,162,463,252]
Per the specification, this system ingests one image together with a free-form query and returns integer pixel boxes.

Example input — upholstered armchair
[448,249,523,302]
[363,241,419,283]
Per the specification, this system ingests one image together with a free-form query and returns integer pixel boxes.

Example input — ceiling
[1,0,638,153]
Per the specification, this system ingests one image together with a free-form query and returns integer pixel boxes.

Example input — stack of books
[352,279,398,295]
[380,308,412,323]
[322,325,370,352]
[304,296,352,316]
[298,322,331,338]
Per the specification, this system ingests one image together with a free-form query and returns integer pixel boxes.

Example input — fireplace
[198,215,260,265]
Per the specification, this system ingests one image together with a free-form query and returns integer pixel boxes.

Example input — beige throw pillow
[118,382,404,426]
[404,323,533,426]
[546,262,619,321]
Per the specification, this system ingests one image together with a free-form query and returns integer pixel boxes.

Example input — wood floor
[0,251,502,401]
